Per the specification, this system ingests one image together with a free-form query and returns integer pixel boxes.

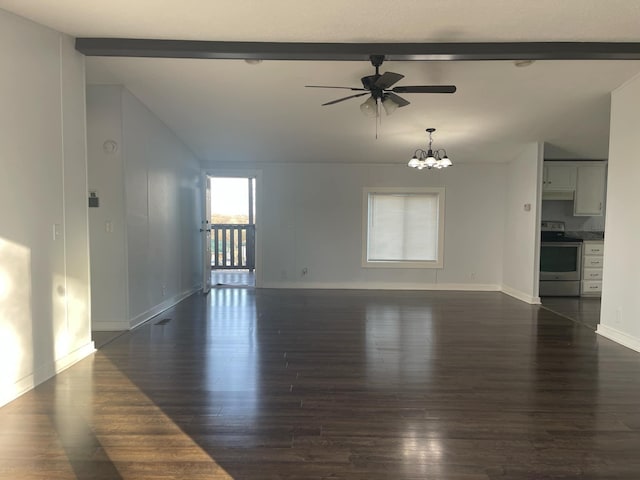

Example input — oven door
[540,242,582,281]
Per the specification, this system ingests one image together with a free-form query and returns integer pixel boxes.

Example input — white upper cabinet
[543,164,577,191]
[574,164,607,216]
[541,161,607,215]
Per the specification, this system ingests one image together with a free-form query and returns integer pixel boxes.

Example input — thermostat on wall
[89,190,99,208]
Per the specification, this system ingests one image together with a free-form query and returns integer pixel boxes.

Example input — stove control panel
[541,221,565,233]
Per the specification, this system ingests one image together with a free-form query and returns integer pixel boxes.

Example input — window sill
[362,260,443,269]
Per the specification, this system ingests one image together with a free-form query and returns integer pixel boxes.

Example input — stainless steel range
[539,221,583,297]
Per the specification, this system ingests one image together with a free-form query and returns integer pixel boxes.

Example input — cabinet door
[543,164,576,191]
[574,164,606,216]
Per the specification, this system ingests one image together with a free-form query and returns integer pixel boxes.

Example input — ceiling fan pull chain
[376,98,380,139]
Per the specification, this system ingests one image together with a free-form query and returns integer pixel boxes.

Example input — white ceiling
[2,0,640,165]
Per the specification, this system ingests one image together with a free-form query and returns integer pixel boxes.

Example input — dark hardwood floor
[541,296,602,330]
[92,330,127,349]
[212,269,255,287]
[2,289,640,479]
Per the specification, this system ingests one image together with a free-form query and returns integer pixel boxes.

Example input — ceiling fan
[306,55,457,116]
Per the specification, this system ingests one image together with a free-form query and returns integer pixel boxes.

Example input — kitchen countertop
[566,231,605,241]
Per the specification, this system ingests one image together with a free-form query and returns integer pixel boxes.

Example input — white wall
[597,74,640,352]
[209,162,507,290]
[501,143,543,303]
[86,87,128,329]
[121,89,203,326]
[87,86,203,330]
[0,10,93,407]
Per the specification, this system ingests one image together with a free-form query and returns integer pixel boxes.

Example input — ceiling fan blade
[392,85,457,94]
[306,85,367,91]
[374,72,404,89]
[321,92,369,106]
[385,92,410,107]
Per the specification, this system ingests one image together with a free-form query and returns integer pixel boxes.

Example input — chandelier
[408,128,452,170]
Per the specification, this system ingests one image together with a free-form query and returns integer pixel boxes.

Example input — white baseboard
[0,341,95,408]
[501,285,541,304]
[259,281,501,292]
[597,324,640,353]
[92,320,129,331]
[129,286,201,330]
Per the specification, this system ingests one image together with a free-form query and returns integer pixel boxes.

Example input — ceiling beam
[75,39,640,61]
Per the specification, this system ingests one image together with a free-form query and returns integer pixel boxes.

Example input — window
[362,187,445,268]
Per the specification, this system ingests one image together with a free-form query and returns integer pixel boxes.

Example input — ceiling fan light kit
[359,96,378,117]
[409,128,452,170]
[381,96,399,115]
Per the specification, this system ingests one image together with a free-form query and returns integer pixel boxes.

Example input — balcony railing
[211,224,255,270]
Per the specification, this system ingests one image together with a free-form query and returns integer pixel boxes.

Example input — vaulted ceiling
[2,0,640,165]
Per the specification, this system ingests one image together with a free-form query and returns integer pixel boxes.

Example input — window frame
[361,186,445,269]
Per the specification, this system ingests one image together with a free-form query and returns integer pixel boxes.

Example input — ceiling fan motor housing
[362,55,386,98]
[361,75,377,89]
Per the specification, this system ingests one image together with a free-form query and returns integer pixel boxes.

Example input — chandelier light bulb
[408,157,420,168]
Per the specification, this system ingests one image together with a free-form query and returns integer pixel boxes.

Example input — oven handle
[541,242,583,247]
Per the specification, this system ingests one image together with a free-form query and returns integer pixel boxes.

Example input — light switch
[523,203,531,212]
[105,221,113,233]
[53,223,61,240]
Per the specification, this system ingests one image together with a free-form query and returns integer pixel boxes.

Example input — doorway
[208,176,256,287]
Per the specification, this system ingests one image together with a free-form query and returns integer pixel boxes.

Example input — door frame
[202,175,212,293]
[204,169,263,288]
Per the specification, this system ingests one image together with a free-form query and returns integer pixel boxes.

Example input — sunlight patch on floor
[91,357,235,479]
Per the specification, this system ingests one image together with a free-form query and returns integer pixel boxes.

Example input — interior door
[202,176,212,293]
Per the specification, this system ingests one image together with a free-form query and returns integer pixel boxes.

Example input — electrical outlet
[161,285,167,297]
[470,272,476,280]
[302,267,309,276]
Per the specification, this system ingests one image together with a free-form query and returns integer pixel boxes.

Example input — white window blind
[363,189,444,267]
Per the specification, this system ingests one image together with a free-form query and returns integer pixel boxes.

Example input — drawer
[583,243,604,255]
[583,268,603,281]
[583,256,603,268]
[581,281,602,295]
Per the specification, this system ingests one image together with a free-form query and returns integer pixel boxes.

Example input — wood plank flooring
[2,289,640,479]
[92,331,127,349]
[541,296,602,330]
[212,270,255,287]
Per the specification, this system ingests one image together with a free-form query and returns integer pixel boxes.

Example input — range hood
[542,190,574,201]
